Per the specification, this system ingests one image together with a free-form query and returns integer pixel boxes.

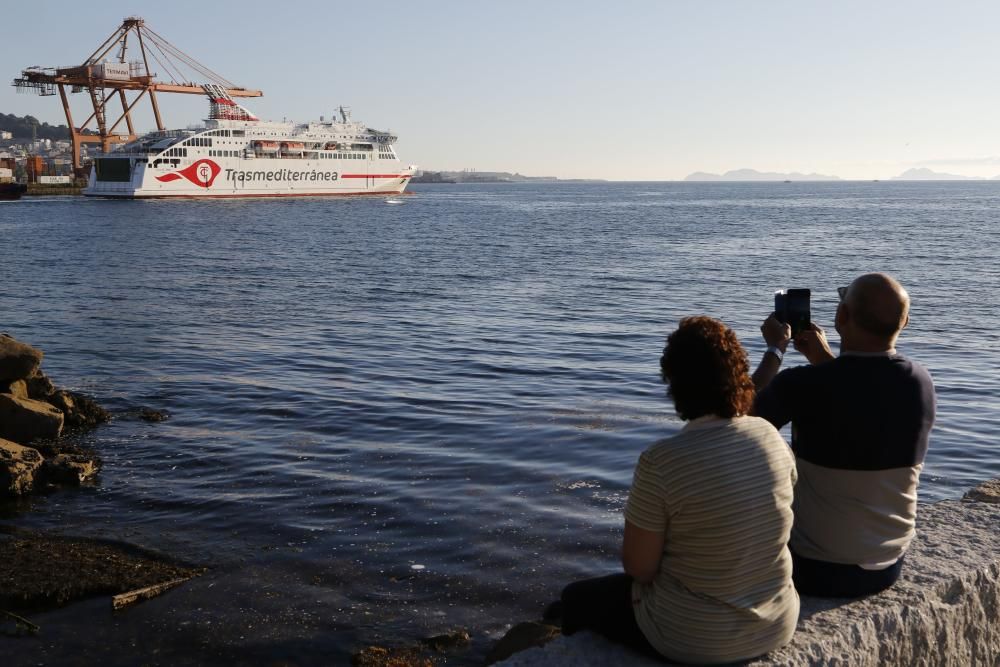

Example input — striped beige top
[624,416,799,664]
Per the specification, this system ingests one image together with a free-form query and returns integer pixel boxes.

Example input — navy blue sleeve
[753,366,806,430]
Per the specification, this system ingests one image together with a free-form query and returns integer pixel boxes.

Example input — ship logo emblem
[155,159,221,188]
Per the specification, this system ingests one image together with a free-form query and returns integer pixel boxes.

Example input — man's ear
[835,302,848,329]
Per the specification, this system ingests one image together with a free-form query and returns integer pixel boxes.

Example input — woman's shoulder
[733,414,784,435]
[644,416,771,456]
[653,416,788,458]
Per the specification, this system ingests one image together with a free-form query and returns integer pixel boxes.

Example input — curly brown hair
[659,316,755,421]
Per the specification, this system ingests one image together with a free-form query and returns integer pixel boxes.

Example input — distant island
[890,167,986,181]
[685,166,1000,182]
[411,170,604,184]
[685,168,840,182]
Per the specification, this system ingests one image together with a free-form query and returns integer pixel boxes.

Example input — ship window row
[209,150,239,158]
[311,153,367,159]
[163,147,188,157]
[186,137,213,147]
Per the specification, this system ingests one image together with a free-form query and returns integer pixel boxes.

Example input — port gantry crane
[12,16,262,172]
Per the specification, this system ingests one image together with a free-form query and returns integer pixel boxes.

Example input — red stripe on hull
[340,174,412,179]
[84,190,411,200]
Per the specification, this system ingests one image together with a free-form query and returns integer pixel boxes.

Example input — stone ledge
[497,494,1000,666]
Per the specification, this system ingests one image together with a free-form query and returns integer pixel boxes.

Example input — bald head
[844,273,910,340]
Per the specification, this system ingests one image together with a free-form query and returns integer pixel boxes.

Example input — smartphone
[774,289,811,336]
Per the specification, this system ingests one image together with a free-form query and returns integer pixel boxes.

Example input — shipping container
[25,156,45,180]
[96,62,130,81]
[38,175,72,184]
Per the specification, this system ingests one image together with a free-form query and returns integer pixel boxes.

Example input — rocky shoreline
[0,333,109,496]
[1,333,199,624]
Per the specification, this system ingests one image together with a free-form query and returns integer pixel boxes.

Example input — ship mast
[12,16,263,172]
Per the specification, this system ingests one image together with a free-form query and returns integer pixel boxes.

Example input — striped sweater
[624,415,799,664]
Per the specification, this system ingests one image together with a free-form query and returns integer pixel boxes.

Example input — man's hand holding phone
[793,323,835,365]
[761,314,792,352]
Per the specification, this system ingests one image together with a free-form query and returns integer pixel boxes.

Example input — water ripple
[1,181,997,662]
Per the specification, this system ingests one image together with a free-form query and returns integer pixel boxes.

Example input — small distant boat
[783,179,791,183]
[0,182,28,200]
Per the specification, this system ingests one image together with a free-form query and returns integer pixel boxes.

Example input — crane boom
[12,16,263,171]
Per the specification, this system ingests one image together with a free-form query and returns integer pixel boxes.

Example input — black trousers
[560,573,662,659]
[791,550,904,598]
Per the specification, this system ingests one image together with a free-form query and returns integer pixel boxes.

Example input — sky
[4,1,1000,180]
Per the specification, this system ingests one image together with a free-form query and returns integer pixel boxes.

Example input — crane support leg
[58,83,83,171]
[118,88,135,137]
[107,88,148,137]
[149,89,165,131]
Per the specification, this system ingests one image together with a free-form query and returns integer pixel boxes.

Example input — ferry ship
[84,85,415,198]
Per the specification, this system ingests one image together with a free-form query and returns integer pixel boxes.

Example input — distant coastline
[685,167,1000,182]
[411,170,606,184]
[685,168,840,182]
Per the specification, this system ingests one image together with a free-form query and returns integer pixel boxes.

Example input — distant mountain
[685,168,840,182]
[891,168,984,181]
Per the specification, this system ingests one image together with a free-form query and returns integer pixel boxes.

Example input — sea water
[1,181,997,663]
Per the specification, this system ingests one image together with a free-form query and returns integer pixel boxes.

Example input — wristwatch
[766,346,784,362]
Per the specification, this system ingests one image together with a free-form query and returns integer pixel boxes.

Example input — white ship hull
[84,155,413,198]
[83,104,414,199]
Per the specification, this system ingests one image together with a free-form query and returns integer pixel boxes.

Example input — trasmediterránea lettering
[225,169,339,182]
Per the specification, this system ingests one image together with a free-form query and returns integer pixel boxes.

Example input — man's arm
[752,314,791,391]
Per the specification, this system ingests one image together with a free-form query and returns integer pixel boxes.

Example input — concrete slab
[497,494,1000,666]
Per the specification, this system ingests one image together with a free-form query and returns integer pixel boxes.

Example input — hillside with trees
[0,113,73,140]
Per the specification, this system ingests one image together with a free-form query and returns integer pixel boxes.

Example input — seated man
[752,273,935,597]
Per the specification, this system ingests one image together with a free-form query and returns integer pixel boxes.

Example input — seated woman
[555,316,799,664]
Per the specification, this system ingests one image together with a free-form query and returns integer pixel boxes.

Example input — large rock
[0,335,43,382]
[38,453,99,486]
[0,438,44,496]
[0,393,64,443]
[963,479,1000,503]
[48,389,111,431]
[24,369,55,400]
[496,490,1000,666]
[0,379,29,399]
